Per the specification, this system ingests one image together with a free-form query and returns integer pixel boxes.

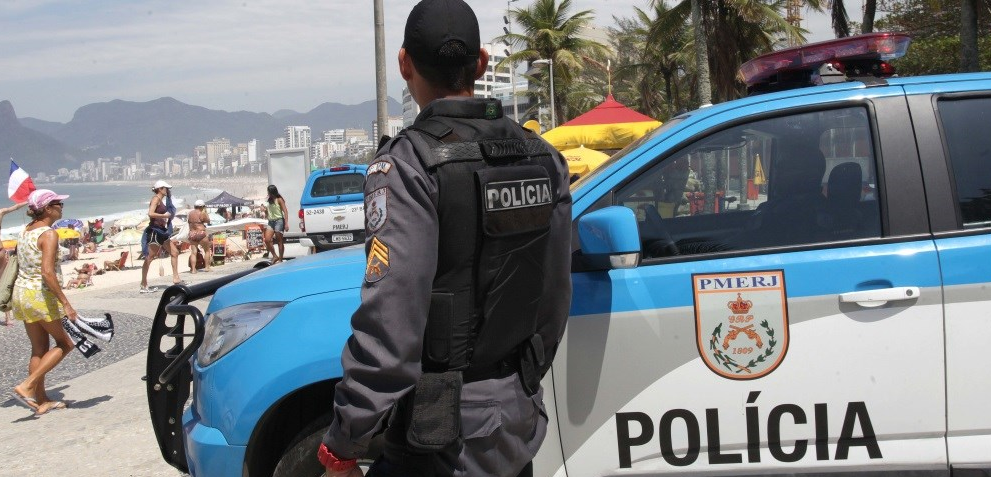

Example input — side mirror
[577,206,641,270]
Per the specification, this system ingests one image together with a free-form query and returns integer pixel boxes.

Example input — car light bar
[739,32,911,87]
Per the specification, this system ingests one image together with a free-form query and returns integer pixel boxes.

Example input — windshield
[311,173,365,197]
[570,116,688,190]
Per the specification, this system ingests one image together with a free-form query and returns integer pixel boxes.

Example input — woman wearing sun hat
[140,180,181,292]
[10,189,78,416]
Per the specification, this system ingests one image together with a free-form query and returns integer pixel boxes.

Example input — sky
[0,0,855,123]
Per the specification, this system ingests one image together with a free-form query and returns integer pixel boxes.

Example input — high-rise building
[324,129,345,144]
[285,126,311,149]
[206,138,231,175]
[371,116,405,142]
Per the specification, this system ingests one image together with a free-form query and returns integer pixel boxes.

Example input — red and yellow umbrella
[561,146,610,177]
[542,94,662,152]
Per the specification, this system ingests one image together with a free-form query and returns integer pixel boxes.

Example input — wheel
[273,425,326,477]
[273,424,380,477]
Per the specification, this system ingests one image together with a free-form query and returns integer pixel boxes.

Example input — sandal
[11,389,39,410]
[34,400,66,416]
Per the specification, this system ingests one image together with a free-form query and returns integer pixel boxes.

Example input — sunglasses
[48,202,64,208]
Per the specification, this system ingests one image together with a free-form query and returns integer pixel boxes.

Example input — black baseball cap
[403,0,480,66]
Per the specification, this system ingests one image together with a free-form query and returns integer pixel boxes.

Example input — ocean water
[0,182,224,238]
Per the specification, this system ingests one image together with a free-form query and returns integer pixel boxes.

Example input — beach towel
[61,313,115,358]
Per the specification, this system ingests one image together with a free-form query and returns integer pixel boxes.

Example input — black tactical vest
[402,99,564,384]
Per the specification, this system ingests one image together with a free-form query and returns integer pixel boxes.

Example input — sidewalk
[0,256,268,476]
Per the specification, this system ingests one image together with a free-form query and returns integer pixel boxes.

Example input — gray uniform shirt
[324,101,572,477]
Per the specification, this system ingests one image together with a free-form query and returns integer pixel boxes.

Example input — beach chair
[104,251,128,271]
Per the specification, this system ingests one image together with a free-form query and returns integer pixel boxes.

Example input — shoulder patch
[368,161,393,175]
[365,236,390,283]
[366,188,388,233]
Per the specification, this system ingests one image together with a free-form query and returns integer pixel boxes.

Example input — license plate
[332,233,354,243]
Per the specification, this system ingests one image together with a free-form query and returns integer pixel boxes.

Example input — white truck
[298,164,368,251]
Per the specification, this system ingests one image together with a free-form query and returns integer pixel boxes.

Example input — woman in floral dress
[10,189,79,416]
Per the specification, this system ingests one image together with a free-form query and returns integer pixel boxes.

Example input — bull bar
[145,261,269,473]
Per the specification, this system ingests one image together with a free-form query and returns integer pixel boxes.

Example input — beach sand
[60,233,258,294]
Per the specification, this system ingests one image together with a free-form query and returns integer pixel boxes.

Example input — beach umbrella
[55,228,82,240]
[53,218,84,230]
[561,146,611,177]
[108,228,144,246]
[114,214,146,229]
[541,94,662,152]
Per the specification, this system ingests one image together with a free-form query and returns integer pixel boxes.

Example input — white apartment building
[206,138,230,175]
[285,126,311,149]
[325,129,345,144]
[371,116,405,141]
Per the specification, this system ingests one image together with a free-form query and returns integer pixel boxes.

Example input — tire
[273,424,380,477]
[273,425,328,477]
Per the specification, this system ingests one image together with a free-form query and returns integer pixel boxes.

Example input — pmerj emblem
[693,271,790,380]
[366,188,387,232]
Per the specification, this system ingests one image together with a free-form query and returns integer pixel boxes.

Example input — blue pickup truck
[148,34,991,477]
[298,164,368,252]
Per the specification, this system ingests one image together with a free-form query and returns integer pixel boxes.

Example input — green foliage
[875,0,991,74]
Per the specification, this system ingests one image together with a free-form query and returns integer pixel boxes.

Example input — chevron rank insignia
[365,236,390,283]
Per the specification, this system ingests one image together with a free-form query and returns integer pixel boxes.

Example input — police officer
[317,1,572,476]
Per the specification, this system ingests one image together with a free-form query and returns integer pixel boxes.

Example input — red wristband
[318,443,358,472]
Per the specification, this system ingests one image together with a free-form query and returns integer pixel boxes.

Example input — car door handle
[839,287,921,308]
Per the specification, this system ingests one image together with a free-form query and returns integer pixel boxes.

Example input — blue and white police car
[148,33,991,476]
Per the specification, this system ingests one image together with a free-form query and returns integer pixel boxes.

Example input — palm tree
[830,0,851,37]
[961,0,980,71]
[611,2,689,119]
[862,0,878,33]
[656,0,805,103]
[496,0,610,125]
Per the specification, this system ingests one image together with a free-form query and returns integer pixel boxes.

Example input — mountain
[271,109,299,120]
[54,97,282,160]
[19,117,64,137]
[0,100,80,174]
[286,100,397,133]
[29,97,402,161]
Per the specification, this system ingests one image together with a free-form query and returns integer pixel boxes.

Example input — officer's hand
[324,466,363,477]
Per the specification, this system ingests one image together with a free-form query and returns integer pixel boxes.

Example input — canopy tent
[561,146,610,177]
[541,94,662,152]
[204,191,253,208]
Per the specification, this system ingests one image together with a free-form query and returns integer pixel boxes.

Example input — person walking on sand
[140,180,182,293]
[10,189,79,416]
[263,185,288,264]
[1,201,28,326]
[187,199,212,274]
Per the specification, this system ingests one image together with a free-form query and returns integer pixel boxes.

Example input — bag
[0,249,17,312]
[195,251,206,270]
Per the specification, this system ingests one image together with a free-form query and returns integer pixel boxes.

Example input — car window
[937,97,991,229]
[311,173,365,197]
[614,106,882,259]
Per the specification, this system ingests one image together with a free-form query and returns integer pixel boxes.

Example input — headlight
[197,302,286,367]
